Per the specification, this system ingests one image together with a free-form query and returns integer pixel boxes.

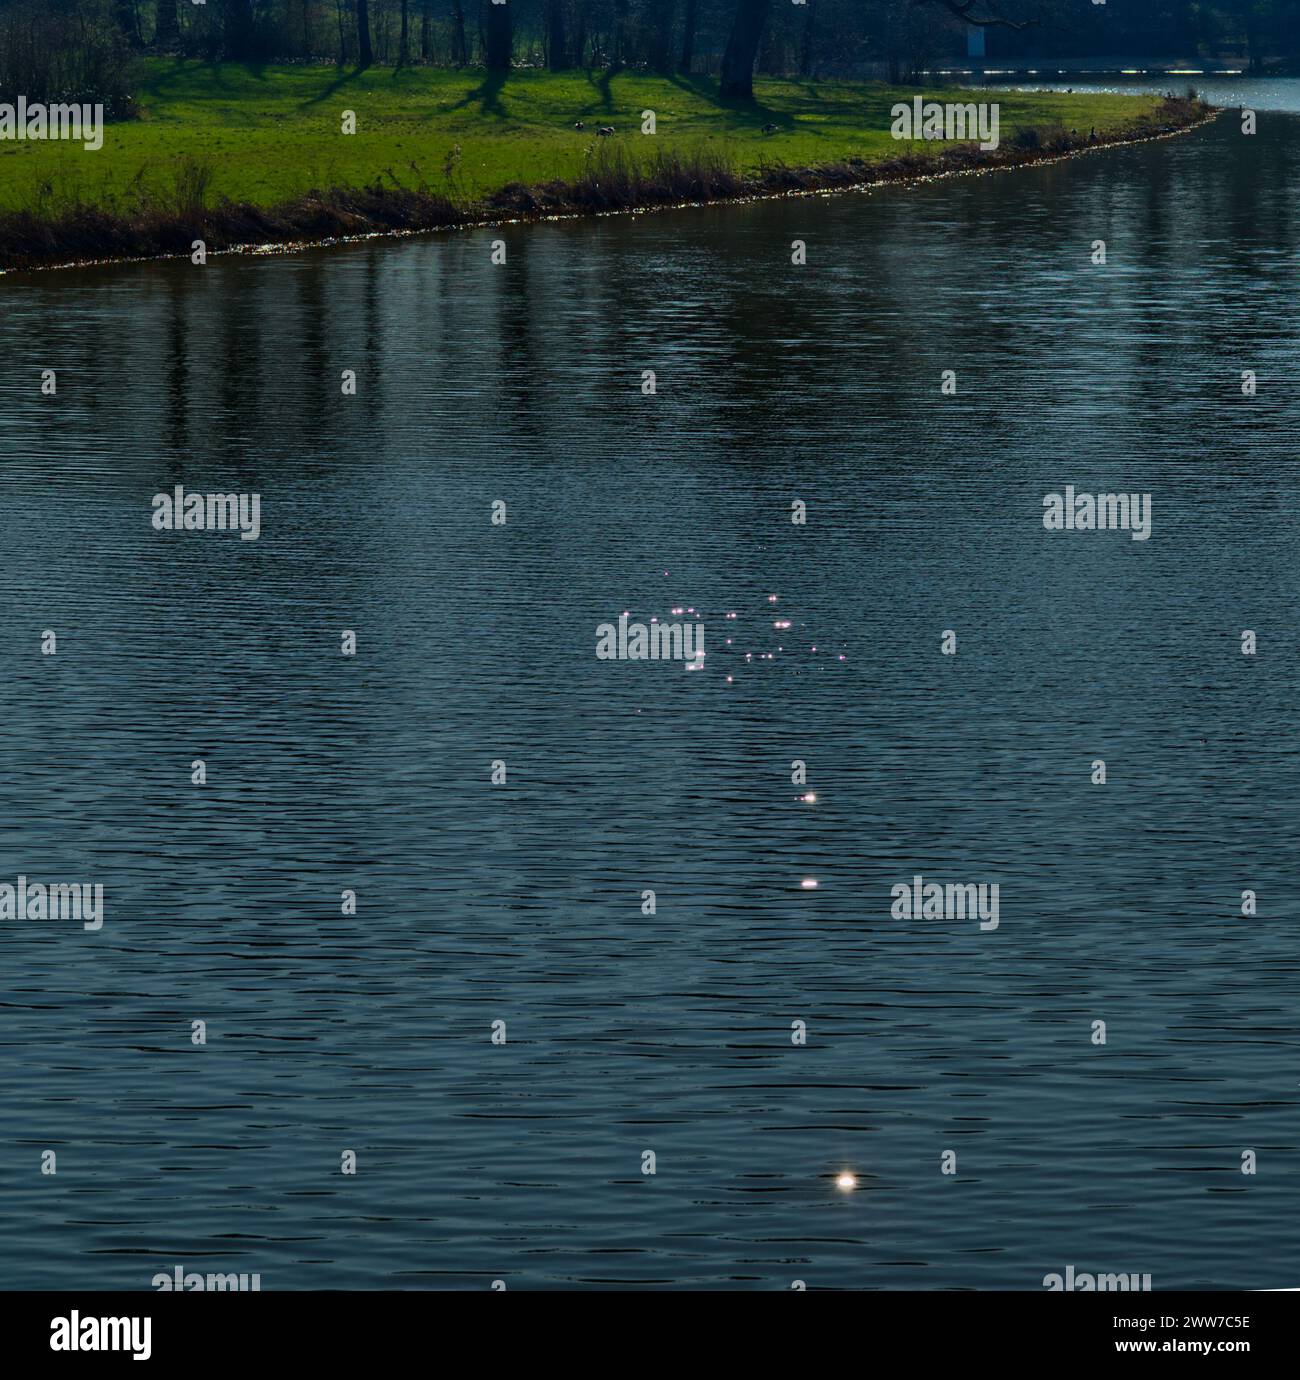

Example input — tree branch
[926,0,1041,31]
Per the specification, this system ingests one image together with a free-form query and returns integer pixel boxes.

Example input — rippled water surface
[1,81,1297,1290]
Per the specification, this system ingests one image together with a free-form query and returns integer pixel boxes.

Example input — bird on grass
[761,123,778,134]
[597,126,615,136]
[574,121,585,130]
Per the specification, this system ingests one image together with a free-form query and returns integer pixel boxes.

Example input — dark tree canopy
[1,1,1296,86]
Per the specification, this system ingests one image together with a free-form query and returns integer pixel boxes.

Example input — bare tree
[612,0,628,64]
[680,0,698,73]
[485,0,513,70]
[111,0,141,48]
[572,0,589,66]
[720,0,772,99]
[799,0,818,76]
[926,0,1041,30]
[223,0,257,60]
[450,0,468,65]
[545,0,568,69]
[154,0,181,49]
[357,0,375,66]
[651,0,676,72]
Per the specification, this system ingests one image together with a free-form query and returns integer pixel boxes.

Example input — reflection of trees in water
[165,270,189,453]
[495,236,543,437]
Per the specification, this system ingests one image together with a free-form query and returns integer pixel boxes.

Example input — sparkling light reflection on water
[1,86,1298,1290]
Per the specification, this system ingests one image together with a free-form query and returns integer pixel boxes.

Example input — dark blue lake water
[1,78,1297,1291]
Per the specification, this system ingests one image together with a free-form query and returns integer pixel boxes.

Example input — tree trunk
[1245,19,1261,74]
[356,0,374,67]
[680,0,697,73]
[155,0,181,48]
[611,0,628,65]
[421,0,431,61]
[799,0,817,78]
[112,0,141,48]
[399,0,410,66]
[572,1,589,67]
[223,0,257,60]
[485,0,513,71]
[719,0,771,100]
[546,0,567,69]
[449,0,467,65]
[651,0,676,73]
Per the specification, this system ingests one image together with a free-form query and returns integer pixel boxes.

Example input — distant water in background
[1,80,1297,1291]
[989,72,1300,111]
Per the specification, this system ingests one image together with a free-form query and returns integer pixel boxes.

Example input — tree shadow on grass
[583,65,623,114]
[445,69,510,119]
[664,72,788,129]
[133,58,239,105]
[134,59,372,119]
[301,65,371,108]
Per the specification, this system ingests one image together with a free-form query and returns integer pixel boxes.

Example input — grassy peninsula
[0,62,1212,270]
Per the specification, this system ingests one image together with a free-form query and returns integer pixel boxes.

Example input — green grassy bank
[0,62,1212,269]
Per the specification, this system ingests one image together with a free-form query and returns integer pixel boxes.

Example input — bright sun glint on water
[836,1172,857,1191]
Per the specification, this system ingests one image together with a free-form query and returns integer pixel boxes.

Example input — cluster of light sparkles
[671,587,850,685]
[660,573,854,1190]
